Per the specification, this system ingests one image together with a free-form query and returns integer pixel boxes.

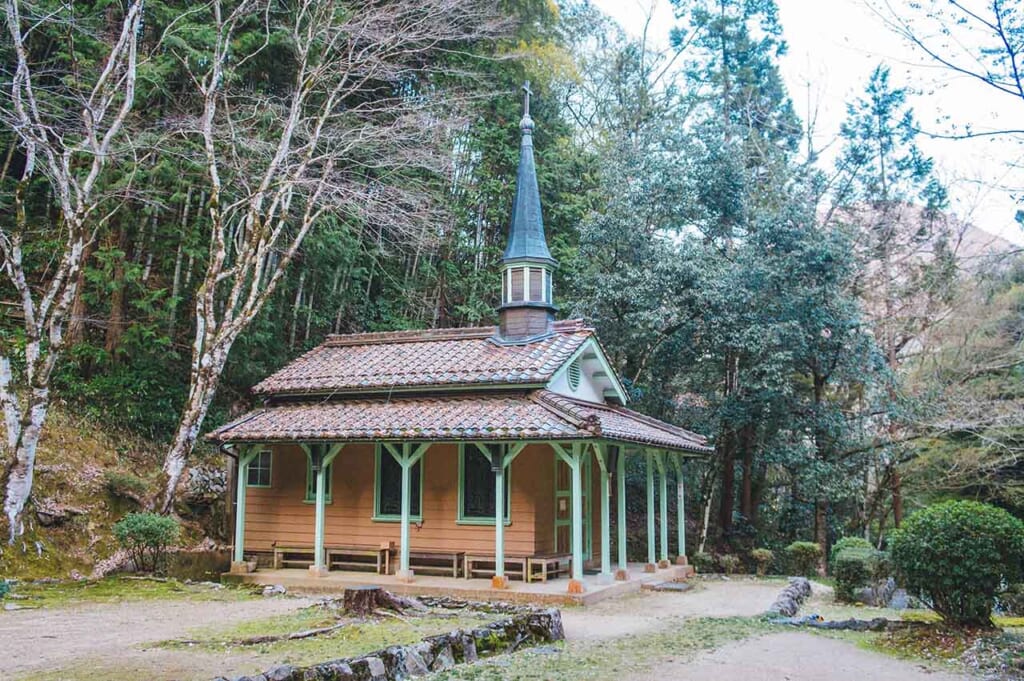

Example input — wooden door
[554,454,591,559]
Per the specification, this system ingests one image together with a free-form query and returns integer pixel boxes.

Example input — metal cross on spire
[522,80,532,117]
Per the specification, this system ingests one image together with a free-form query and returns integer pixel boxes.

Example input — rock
[889,588,910,610]
[364,656,387,680]
[69,570,85,581]
[766,577,812,617]
[35,499,87,527]
[262,584,287,597]
[265,664,299,681]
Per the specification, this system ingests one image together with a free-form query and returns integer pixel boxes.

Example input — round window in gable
[568,358,581,391]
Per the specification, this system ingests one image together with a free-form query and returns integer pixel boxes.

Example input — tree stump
[344,586,385,615]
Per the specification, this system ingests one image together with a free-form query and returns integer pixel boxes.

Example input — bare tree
[0,0,144,541]
[872,0,1024,139]
[159,0,503,510]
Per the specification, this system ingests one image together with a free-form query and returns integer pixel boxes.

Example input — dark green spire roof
[504,82,556,265]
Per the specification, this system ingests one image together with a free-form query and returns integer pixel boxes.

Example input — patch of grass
[868,625,977,663]
[8,576,253,608]
[161,607,501,669]
[434,616,770,681]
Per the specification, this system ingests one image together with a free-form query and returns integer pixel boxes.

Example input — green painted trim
[372,444,424,522]
[301,445,333,504]
[547,338,629,404]
[657,451,669,562]
[234,446,259,563]
[646,450,656,564]
[456,443,511,525]
[616,447,627,571]
[244,447,273,488]
[595,443,612,576]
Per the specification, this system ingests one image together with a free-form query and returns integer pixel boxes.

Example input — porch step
[642,581,693,593]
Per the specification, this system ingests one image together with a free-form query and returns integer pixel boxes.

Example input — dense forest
[0,0,1021,568]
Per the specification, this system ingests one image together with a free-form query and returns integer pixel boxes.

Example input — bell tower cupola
[498,81,557,341]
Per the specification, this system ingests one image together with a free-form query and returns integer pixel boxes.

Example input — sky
[589,0,1024,245]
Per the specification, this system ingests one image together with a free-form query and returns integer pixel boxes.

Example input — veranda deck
[223,562,693,606]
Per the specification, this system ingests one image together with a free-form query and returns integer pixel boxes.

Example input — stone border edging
[765,577,812,617]
[214,606,564,681]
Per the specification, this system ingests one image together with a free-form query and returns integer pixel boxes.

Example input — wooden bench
[327,545,389,574]
[406,550,465,578]
[527,554,572,583]
[463,554,528,581]
[272,545,387,573]
[273,545,318,569]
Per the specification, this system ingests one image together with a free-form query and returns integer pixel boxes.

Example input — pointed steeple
[503,81,555,265]
[497,82,557,342]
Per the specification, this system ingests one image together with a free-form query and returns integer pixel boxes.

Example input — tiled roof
[208,390,711,454]
[251,320,592,396]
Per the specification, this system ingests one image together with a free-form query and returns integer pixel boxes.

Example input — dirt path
[560,579,785,641]
[0,595,314,679]
[0,579,971,681]
[633,631,970,681]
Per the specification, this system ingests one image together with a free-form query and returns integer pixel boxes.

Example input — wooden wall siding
[244,443,561,557]
[499,307,552,339]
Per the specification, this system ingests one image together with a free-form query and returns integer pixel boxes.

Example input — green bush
[829,536,872,572]
[0,579,9,599]
[750,548,774,576]
[113,512,180,574]
[833,547,875,603]
[103,471,148,502]
[719,553,741,575]
[692,552,715,573]
[785,541,822,577]
[890,500,1024,627]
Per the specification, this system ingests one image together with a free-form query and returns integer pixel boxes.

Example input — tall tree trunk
[161,342,232,513]
[890,466,903,527]
[716,353,740,546]
[104,224,130,359]
[814,498,828,575]
[739,423,755,522]
[67,240,95,346]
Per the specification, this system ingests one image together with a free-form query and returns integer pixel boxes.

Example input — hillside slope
[0,409,226,579]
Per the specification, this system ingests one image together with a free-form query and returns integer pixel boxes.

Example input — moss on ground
[434,616,770,681]
[6,575,254,608]
[160,608,502,670]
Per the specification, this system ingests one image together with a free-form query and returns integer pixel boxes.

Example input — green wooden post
[570,442,584,582]
[616,448,627,574]
[306,443,343,576]
[672,457,686,560]
[312,445,327,571]
[656,452,669,563]
[385,443,428,580]
[553,442,585,589]
[472,442,525,587]
[495,463,506,579]
[595,444,611,578]
[646,450,656,567]
[233,446,258,566]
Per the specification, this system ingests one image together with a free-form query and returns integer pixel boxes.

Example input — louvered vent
[568,358,581,391]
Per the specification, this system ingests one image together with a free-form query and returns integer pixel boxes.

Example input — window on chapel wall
[246,450,272,487]
[459,444,511,523]
[374,445,423,521]
[303,457,333,503]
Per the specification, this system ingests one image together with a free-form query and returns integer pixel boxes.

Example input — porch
[224,562,692,607]
[225,437,697,596]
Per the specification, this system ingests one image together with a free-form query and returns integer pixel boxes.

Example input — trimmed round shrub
[831,548,872,602]
[691,552,715,573]
[829,536,872,572]
[750,548,774,576]
[890,500,1024,627]
[719,554,741,575]
[113,512,181,574]
[785,541,822,577]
